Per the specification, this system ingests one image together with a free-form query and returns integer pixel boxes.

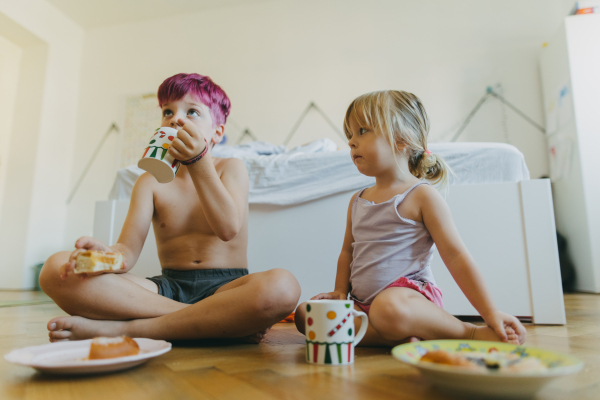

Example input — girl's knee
[370,301,411,323]
[368,298,413,340]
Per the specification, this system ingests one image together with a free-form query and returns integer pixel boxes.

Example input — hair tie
[425,149,432,156]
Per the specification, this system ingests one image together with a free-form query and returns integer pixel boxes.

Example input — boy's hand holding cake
[59,236,127,280]
[75,251,124,274]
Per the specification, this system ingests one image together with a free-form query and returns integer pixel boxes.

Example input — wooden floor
[1,292,600,400]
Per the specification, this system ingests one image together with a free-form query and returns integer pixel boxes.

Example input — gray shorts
[147,268,248,304]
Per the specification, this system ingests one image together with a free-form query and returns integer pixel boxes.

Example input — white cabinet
[540,14,600,292]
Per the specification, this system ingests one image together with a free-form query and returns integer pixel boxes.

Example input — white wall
[0,0,83,288]
[63,0,572,254]
[0,35,21,219]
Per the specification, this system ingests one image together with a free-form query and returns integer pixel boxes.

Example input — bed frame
[94,178,565,324]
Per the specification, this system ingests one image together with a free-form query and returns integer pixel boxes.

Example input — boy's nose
[169,118,183,129]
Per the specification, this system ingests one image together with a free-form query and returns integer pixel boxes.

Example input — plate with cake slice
[4,336,171,375]
[392,340,583,399]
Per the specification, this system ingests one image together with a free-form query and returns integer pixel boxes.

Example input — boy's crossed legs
[41,251,301,342]
[295,287,519,346]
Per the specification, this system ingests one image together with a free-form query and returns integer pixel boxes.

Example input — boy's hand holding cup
[168,118,208,164]
[138,120,209,183]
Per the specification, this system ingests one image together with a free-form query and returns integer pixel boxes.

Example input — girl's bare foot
[47,316,127,342]
[470,324,520,344]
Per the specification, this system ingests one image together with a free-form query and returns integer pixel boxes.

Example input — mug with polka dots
[304,300,368,365]
[138,127,181,183]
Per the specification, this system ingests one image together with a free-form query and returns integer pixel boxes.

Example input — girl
[295,90,526,346]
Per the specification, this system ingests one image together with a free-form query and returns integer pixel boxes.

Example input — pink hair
[157,73,231,126]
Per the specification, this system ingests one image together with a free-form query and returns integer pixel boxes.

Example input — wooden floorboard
[1,292,600,399]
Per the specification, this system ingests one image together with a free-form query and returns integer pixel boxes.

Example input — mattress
[109,139,530,205]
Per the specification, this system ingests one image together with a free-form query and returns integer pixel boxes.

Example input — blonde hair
[343,90,450,188]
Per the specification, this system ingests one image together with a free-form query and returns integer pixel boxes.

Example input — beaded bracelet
[181,137,209,165]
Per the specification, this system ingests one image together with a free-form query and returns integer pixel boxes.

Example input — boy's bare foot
[48,317,274,344]
[471,325,520,344]
[47,316,126,342]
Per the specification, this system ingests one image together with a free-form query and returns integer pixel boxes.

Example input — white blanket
[109,139,529,205]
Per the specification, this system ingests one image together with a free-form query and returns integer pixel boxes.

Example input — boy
[40,73,300,342]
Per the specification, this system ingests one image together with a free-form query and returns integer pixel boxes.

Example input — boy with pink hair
[40,73,300,342]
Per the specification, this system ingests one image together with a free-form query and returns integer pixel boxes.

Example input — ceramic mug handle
[351,309,368,345]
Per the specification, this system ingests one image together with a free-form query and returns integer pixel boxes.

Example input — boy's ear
[211,124,226,146]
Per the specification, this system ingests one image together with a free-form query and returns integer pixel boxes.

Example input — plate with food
[4,336,171,375]
[392,340,583,399]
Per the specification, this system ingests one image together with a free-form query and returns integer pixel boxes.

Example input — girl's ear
[211,124,226,146]
[395,141,407,154]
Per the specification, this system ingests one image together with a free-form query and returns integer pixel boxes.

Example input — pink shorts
[354,276,444,315]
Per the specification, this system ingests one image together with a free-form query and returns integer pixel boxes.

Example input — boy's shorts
[147,268,248,304]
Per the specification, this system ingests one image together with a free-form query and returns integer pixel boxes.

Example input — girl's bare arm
[418,185,526,341]
[313,193,356,300]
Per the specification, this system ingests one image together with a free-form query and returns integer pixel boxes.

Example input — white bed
[96,140,565,324]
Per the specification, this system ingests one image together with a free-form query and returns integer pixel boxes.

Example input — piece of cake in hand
[74,250,124,274]
[88,336,140,360]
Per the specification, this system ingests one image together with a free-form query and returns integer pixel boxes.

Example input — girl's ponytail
[408,149,450,188]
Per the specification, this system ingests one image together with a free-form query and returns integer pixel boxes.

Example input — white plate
[4,338,172,375]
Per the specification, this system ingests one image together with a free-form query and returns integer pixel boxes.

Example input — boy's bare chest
[152,183,210,235]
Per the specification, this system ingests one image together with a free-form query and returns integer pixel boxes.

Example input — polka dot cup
[304,300,368,365]
[138,127,181,183]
